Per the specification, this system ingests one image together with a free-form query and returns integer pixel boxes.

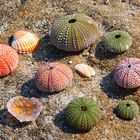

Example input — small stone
[68,61,73,64]
[75,64,96,78]
[90,54,95,58]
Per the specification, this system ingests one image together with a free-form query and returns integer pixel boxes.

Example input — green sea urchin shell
[65,98,101,131]
[104,30,132,53]
[115,100,139,120]
[50,14,99,52]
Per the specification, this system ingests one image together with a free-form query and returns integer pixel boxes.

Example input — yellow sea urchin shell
[50,14,99,52]
[11,30,40,53]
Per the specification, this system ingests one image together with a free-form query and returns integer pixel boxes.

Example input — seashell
[0,44,19,77]
[50,14,99,52]
[10,30,40,53]
[7,96,43,122]
[65,98,101,131]
[114,58,140,89]
[115,100,139,120]
[75,64,96,78]
[104,30,132,53]
[34,62,73,93]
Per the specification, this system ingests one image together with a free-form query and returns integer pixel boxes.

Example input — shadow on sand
[54,109,90,134]
[32,35,82,62]
[95,41,123,60]
[21,79,62,98]
[0,109,30,129]
[113,107,135,121]
[20,79,50,98]
[100,72,137,99]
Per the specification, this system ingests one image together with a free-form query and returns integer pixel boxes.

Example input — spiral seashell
[65,98,101,131]
[0,44,19,77]
[7,96,43,122]
[104,30,132,53]
[34,62,73,93]
[10,30,40,53]
[50,14,99,52]
[115,100,139,120]
[114,58,140,89]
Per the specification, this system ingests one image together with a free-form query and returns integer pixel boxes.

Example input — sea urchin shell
[10,30,40,53]
[7,96,43,122]
[34,62,73,93]
[104,30,132,53]
[114,58,140,89]
[50,14,99,52]
[0,44,19,77]
[65,98,101,131]
[115,100,139,120]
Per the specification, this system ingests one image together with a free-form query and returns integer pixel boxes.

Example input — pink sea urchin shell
[34,62,73,93]
[114,58,140,89]
[0,44,19,77]
[7,96,43,122]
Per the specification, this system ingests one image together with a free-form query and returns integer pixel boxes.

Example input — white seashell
[75,64,96,78]
[11,30,40,53]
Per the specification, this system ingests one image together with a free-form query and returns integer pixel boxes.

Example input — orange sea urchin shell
[34,62,73,93]
[10,30,40,53]
[0,44,19,77]
[7,96,43,122]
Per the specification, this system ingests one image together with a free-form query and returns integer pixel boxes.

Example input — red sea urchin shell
[114,58,140,89]
[7,96,43,122]
[34,62,73,93]
[0,44,18,77]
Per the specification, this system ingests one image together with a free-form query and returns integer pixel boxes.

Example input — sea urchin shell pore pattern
[114,58,140,89]
[115,100,139,120]
[104,30,132,53]
[7,96,43,122]
[65,98,101,131]
[34,62,73,93]
[0,44,19,77]
[50,14,99,52]
[10,30,39,53]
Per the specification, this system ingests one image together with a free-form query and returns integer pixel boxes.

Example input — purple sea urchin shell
[114,58,140,89]
[34,62,73,93]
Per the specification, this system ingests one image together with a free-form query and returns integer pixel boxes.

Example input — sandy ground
[0,0,140,140]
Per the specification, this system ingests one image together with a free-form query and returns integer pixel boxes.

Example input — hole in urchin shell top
[68,19,76,23]
[115,34,121,39]
[126,103,130,107]
[81,106,88,111]
[48,66,54,70]
[127,64,131,68]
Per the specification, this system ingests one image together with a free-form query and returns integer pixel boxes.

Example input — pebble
[68,60,73,64]
[75,64,96,78]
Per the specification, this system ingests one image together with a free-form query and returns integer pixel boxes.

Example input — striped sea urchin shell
[7,96,43,122]
[65,98,101,131]
[34,62,73,93]
[114,58,140,89]
[0,44,18,77]
[50,14,99,52]
[104,30,132,53]
[115,100,139,120]
[10,30,40,53]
